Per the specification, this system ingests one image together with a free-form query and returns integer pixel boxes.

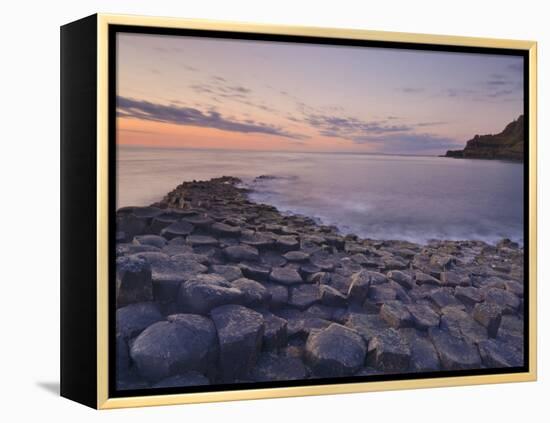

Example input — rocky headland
[445,115,524,161]
[115,176,524,390]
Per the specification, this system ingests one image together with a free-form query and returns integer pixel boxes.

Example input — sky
[116,33,524,155]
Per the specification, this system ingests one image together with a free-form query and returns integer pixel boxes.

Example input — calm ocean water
[117,146,524,245]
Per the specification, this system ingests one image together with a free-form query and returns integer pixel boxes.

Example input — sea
[117,146,524,245]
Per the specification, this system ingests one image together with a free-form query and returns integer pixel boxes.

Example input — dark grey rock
[484,288,520,313]
[478,338,523,368]
[152,371,210,388]
[289,284,320,310]
[239,262,271,280]
[429,288,463,309]
[178,274,244,314]
[224,244,260,262]
[260,312,288,350]
[116,255,153,307]
[251,353,307,381]
[186,235,219,246]
[160,221,194,239]
[408,335,441,372]
[232,277,271,307]
[283,251,310,262]
[406,303,440,330]
[270,267,303,285]
[133,235,167,249]
[455,286,483,307]
[305,323,366,377]
[211,264,243,281]
[415,271,441,286]
[210,304,264,381]
[275,235,300,252]
[380,301,413,328]
[211,222,241,237]
[116,302,163,340]
[366,328,411,372]
[263,282,289,308]
[345,313,390,344]
[387,270,415,290]
[440,307,488,344]
[473,302,503,338]
[130,315,217,382]
[368,284,397,303]
[319,284,348,307]
[347,270,371,304]
[428,327,482,370]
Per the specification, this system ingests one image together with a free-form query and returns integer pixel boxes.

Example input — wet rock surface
[116,176,525,389]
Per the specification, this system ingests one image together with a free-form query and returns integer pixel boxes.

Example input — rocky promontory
[115,176,524,390]
[445,115,524,161]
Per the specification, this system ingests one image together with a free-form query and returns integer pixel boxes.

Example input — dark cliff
[445,115,524,161]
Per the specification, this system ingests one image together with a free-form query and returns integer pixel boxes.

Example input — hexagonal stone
[368,284,397,303]
[408,335,440,372]
[440,271,470,287]
[289,284,320,310]
[380,301,413,328]
[387,270,415,290]
[150,215,177,234]
[130,314,217,382]
[239,262,271,280]
[428,328,482,370]
[440,307,488,344]
[232,277,271,307]
[484,288,520,313]
[478,338,523,368]
[186,235,219,246]
[345,313,390,344]
[275,235,300,252]
[152,371,210,388]
[116,255,153,308]
[211,264,243,281]
[160,221,194,239]
[428,288,463,310]
[210,304,265,381]
[473,302,503,338]
[415,271,441,286]
[133,235,167,249]
[270,267,303,285]
[366,328,411,371]
[305,323,366,377]
[224,244,260,262]
[251,353,307,382]
[178,274,244,314]
[455,286,483,307]
[319,284,348,307]
[283,251,310,262]
[181,214,214,229]
[211,222,241,237]
[260,312,288,350]
[347,270,371,304]
[116,302,163,340]
[406,303,440,330]
[504,280,524,297]
[241,232,275,249]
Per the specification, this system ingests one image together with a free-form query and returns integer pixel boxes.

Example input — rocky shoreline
[115,176,524,390]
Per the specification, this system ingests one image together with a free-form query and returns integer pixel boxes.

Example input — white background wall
[1,0,546,421]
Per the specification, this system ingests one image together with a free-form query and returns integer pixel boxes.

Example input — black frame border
[107,24,530,399]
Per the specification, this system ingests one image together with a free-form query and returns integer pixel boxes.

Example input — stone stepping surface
[115,176,525,390]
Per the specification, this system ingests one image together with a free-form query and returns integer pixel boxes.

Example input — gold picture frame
[60,13,537,409]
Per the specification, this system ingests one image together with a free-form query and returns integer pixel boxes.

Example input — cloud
[117,96,306,140]
[354,132,461,153]
[400,87,425,94]
[305,114,412,140]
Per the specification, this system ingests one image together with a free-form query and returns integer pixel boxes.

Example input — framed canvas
[60,13,537,409]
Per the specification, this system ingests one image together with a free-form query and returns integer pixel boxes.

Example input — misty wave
[117,147,524,245]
